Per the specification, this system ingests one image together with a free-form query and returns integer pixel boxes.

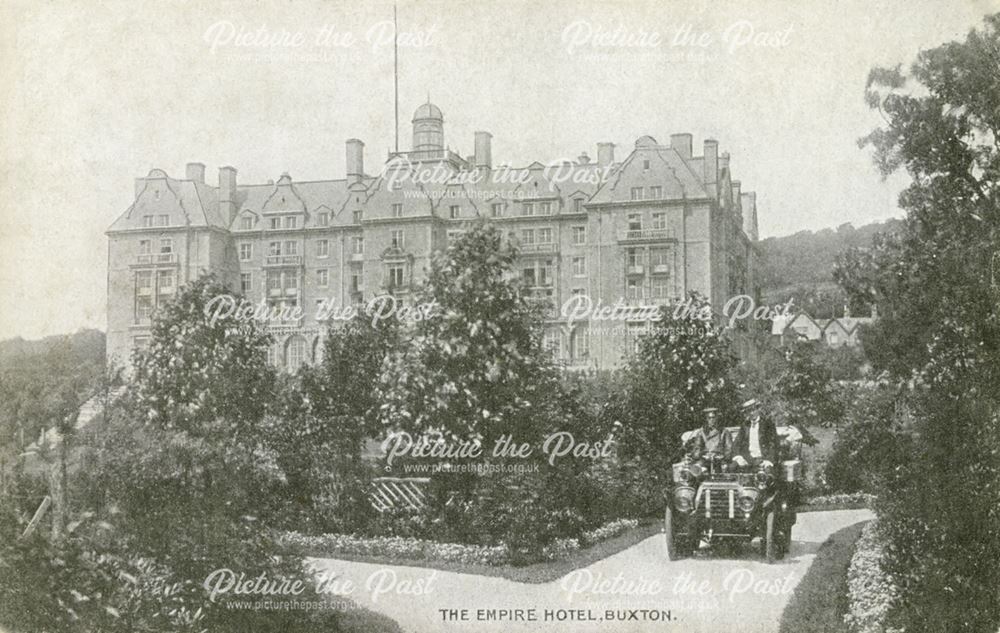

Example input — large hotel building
[107,102,760,371]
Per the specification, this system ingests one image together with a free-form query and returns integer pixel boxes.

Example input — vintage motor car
[664,425,804,563]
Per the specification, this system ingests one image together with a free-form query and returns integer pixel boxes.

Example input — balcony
[626,265,645,276]
[350,252,364,262]
[651,263,671,275]
[136,253,177,265]
[519,242,557,254]
[387,148,468,167]
[264,255,303,267]
[618,228,675,243]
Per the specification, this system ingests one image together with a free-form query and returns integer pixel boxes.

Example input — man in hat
[732,399,779,470]
[686,406,733,462]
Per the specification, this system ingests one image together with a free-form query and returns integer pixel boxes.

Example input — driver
[687,407,733,462]
[732,399,779,470]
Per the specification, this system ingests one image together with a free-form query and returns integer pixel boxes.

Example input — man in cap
[686,406,734,462]
[732,399,779,470]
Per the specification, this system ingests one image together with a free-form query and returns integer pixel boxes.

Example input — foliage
[836,13,1000,633]
[771,340,844,429]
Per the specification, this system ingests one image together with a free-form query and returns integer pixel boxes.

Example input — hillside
[758,219,903,318]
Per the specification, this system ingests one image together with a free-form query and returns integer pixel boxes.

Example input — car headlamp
[673,486,696,513]
[738,488,759,513]
[755,470,773,487]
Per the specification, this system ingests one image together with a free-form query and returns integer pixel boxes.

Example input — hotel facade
[107,102,760,371]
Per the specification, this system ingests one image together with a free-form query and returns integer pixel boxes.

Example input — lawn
[777,519,868,633]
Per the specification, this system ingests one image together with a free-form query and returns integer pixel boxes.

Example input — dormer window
[392,204,403,218]
[574,199,583,213]
[142,215,153,227]
[240,217,253,230]
[353,210,363,224]
[449,205,460,219]
[492,203,504,218]
[540,202,552,215]
[269,217,281,230]
[523,203,534,216]
[158,215,169,226]
[631,187,643,201]
[650,186,663,199]
[284,216,297,229]
[317,212,330,226]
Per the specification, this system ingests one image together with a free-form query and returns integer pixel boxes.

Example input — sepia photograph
[1,1,999,631]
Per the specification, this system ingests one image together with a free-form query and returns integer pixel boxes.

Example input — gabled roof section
[109,169,221,232]
[588,141,708,205]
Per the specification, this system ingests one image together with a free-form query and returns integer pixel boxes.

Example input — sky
[0,0,997,340]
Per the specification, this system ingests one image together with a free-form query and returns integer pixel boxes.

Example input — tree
[614,294,740,499]
[836,14,1000,633]
[376,221,552,446]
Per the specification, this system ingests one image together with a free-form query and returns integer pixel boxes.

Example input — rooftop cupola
[412,100,444,152]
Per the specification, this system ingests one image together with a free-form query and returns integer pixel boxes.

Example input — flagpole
[394,2,399,153]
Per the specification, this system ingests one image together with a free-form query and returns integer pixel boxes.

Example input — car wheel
[764,509,778,563]
[665,505,689,560]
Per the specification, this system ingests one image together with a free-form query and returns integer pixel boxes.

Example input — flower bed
[283,518,641,567]
[844,520,901,633]
[802,492,875,509]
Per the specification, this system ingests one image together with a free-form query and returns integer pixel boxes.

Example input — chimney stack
[670,133,693,160]
[719,151,730,174]
[219,166,238,225]
[597,142,615,168]
[732,180,742,208]
[474,131,492,169]
[703,139,718,186]
[186,162,205,183]
[346,139,365,183]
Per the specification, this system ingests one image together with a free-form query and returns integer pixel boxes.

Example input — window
[522,202,534,216]
[269,217,281,230]
[643,159,651,170]
[652,281,670,298]
[390,230,404,249]
[158,214,169,226]
[239,243,252,261]
[286,336,305,371]
[572,256,586,276]
[267,270,282,292]
[652,212,666,230]
[240,272,252,294]
[241,216,254,230]
[388,265,404,288]
[137,270,152,291]
[628,213,642,232]
[537,227,553,244]
[543,330,561,355]
[316,239,329,258]
[135,296,153,323]
[285,216,297,229]
[650,186,662,199]
[491,203,503,217]
[572,287,586,296]
[353,210,363,224]
[391,203,403,218]
[156,270,174,293]
[631,187,643,201]
[350,273,363,294]
[352,236,364,255]
[626,248,642,268]
[651,249,671,269]
[573,198,583,213]
[284,241,298,256]
[573,327,589,359]
[520,228,535,244]
[572,226,586,245]
[627,278,643,299]
[268,241,281,256]
[539,259,554,287]
[284,271,298,290]
[316,269,329,288]
[139,240,151,255]
[449,205,460,219]
[159,238,173,254]
[317,212,329,226]
[521,266,536,286]
[540,202,552,215]
[142,215,153,227]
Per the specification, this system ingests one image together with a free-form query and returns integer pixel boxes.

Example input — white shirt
[749,419,761,458]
